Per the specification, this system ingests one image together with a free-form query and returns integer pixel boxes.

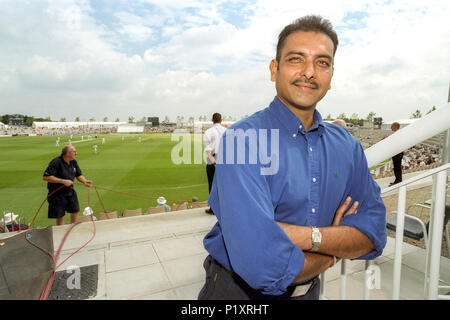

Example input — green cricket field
[0,133,209,228]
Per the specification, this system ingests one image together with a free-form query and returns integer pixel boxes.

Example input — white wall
[32,121,127,129]
[117,125,145,133]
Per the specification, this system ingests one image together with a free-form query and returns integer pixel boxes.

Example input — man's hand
[83,180,93,188]
[62,179,74,187]
[76,175,93,188]
[207,151,216,166]
[277,196,373,261]
[332,196,358,226]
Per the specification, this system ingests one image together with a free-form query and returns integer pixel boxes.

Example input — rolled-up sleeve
[203,130,213,153]
[74,160,82,177]
[340,142,387,260]
[209,130,305,296]
[43,159,58,177]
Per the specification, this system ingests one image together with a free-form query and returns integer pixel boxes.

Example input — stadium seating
[122,208,143,217]
[97,211,118,220]
[147,206,166,214]
[171,202,188,211]
[178,202,188,211]
[77,215,94,223]
[191,201,209,208]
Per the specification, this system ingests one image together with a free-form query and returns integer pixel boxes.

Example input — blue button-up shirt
[204,96,387,296]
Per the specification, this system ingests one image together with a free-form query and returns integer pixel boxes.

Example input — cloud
[324,1,450,120]
[114,11,154,42]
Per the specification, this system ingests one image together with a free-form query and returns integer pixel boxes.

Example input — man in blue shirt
[198,15,387,300]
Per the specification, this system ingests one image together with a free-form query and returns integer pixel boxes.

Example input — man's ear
[329,66,334,89]
[269,59,278,82]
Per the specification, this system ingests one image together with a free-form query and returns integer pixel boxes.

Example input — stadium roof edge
[32,121,128,127]
[383,119,419,125]
[33,121,128,125]
[194,121,236,125]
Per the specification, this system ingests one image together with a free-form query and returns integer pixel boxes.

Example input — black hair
[212,113,222,123]
[276,15,339,63]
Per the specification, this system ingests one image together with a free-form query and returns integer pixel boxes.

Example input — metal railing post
[319,272,326,300]
[392,185,407,300]
[364,260,372,300]
[424,174,437,297]
[427,170,447,299]
[442,129,449,166]
[340,259,347,300]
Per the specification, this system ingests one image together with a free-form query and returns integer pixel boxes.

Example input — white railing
[323,163,449,300]
[384,163,449,300]
[365,104,450,168]
[320,103,449,300]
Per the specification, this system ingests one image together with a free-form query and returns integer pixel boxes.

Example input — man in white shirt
[203,113,226,214]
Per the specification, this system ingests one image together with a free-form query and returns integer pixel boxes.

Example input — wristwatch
[311,227,322,252]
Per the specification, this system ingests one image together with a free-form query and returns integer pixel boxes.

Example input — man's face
[270,31,334,112]
[67,147,77,160]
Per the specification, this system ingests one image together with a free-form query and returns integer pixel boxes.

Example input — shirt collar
[268,96,325,135]
[60,155,73,165]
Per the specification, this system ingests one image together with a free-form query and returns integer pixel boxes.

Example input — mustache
[292,78,318,89]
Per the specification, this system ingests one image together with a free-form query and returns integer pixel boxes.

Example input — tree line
[0,114,50,126]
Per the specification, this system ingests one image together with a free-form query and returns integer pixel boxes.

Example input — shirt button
[309,147,313,152]
[293,134,297,138]
[312,178,317,183]
[312,208,316,213]
[299,125,302,129]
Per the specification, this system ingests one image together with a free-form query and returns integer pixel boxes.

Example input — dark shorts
[198,255,320,300]
[48,191,80,219]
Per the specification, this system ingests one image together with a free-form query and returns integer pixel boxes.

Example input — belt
[290,281,314,297]
[210,256,316,299]
[288,276,317,297]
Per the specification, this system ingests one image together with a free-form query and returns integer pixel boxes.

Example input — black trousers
[198,255,320,300]
[206,164,216,194]
[392,152,403,183]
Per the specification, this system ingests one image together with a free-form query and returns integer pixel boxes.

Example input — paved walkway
[52,209,213,300]
[51,206,450,300]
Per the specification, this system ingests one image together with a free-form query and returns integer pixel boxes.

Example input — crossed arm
[278,196,375,283]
